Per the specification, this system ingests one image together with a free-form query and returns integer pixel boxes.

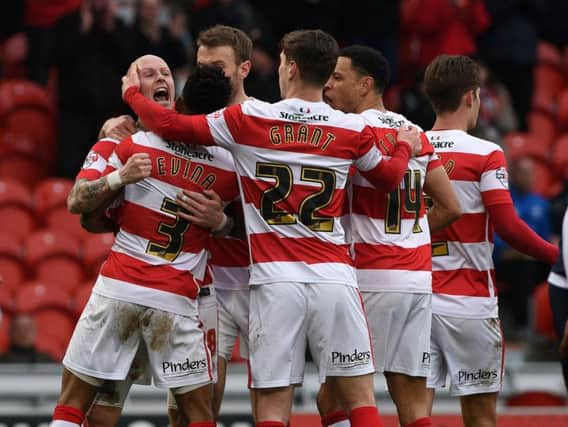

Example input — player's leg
[549,283,568,389]
[216,288,245,417]
[311,284,380,427]
[316,381,349,427]
[370,293,432,427]
[459,392,498,427]
[249,283,307,426]
[52,294,142,426]
[142,306,214,426]
[426,313,447,417]
[440,316,503,427]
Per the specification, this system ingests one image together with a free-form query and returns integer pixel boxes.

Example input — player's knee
[87,405,122,427]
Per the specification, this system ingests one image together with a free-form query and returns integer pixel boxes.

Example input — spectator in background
[400,0,490,85]
[398,71,436,130]
[0,1,25,79]
[495,156,553,338]
[478,0,546,131]
[131,0,190,92]
[0,314,54,363]
[24,0,81,85]
[54,0,135,178]
[244,42,280,102]
[472,62,519,144]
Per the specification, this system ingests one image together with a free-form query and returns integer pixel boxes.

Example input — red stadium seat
[82,233,114,278]
[0,80,52,118]
[35,333,66,362]
[0,179,35,239]
[503,132,549,162]
[14,281,72,313]
[0,131,52,186]
[45,207,90,242]
[3,109,57,157]
[552,134,568,178]
[0,313,10,352]
[33,310,74,348]
[25,230,84,293]
[533,64,564,114]
[0,233,26,293]
[33,178,74,219]
[528,111,557,147]
[531,159,563,198]
[532,282,557,342]
[557,89,568,132]
[0,286,14,315]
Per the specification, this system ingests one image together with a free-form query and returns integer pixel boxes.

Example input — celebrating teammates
[51,23,558,427]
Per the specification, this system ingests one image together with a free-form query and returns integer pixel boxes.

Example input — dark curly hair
[179,65,232,115]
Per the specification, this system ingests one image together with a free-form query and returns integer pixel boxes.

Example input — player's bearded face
[137,55,175,109]
[197,45,240,101]
[323,57,359,113]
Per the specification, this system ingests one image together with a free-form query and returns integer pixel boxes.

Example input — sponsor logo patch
[331,349,371,368]
[82,151,99,169]
[162,357,208,377]
[456,368,498,385]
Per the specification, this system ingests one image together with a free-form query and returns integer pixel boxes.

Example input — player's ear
[464,89,475,108]
[288,60,298,81]
[359,76,373,97]
[239,60,252,80]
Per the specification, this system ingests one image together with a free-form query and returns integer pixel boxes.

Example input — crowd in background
[1,0,568,360]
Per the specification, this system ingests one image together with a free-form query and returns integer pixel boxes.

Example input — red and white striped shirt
[76,137,120,181]
[426,129,511,318]
[209,200,250,290]
[352,110,441,293]
[94,131,239,315]
[123,89,412,287]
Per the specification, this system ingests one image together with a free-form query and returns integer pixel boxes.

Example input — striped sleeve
[480,149,512,207]
[76,137,120,181]
[205,104,243,149]
[103,136,133,175]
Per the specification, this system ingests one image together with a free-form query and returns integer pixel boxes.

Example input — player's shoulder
[205,145,235,171]
[360,109,422,131]
[245,98,366,132]
[426,129,503,156]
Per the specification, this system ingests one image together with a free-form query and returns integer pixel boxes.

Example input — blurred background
[0,0,568,425]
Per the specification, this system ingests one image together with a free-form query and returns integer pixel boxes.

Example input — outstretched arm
[489,203,559,265]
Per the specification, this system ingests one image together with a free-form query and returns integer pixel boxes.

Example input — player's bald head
[135,54,170,71]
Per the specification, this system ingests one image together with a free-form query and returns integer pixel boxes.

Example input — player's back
[216,98,373,286]
[426,129,509,318]
[352,109,436,293]
[98,131,239,312]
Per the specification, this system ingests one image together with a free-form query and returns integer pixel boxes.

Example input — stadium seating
[551,133,568,178]
[33,178,74,218]
[533,64,564,115]
[0,233,25,293]
[24,230,83,294]
[557,88,568,132]
[528,111,557,147]
[503,132,549,162]
[0,179,35,240]
[82,233,114,279]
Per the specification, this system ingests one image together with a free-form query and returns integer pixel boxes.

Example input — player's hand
[176,189,225,229]
[119,153,151,184]
[122,62,141,99]
[560,320,568,359]
[397,126,422,157]
[100,115,137,140]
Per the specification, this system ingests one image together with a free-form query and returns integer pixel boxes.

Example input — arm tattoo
[68,177,116,214]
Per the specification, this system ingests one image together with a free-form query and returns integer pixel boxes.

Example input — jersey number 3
[146,197,190,261]
[256,162,336,232]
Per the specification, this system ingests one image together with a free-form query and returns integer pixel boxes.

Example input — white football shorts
[63,293,212,390]
[363,292,431,377]
[427,314,503,396]
[217,287,250,360]
[248,282,375,388]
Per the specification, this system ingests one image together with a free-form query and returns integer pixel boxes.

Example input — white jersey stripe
[431,241,494,272]
[351,215,431,247]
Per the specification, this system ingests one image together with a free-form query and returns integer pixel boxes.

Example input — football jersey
[426,129,511,318]
[209,200,250,290]
[352,109,441,293]
[76,137,120,181]
[94,131,239,315]
[123,89,411,287]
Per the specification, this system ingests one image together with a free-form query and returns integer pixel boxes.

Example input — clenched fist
[119,153,152,184]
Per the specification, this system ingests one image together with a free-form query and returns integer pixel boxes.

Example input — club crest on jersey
[82,151,99,169]
[299,107,311,113]
[495,167,508,188]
